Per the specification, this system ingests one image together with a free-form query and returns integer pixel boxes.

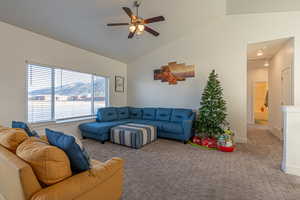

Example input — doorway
[253,81,268,125]
[247,37,294,142]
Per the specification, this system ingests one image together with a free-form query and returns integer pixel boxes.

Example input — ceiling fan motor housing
[134,1,141,8]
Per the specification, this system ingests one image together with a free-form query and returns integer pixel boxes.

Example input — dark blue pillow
[45,129,90,174]
[12,121,39,137]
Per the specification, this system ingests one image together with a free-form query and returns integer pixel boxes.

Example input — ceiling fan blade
[144,16,165,24]
[144,26,160,37]
[122,7,133,18]
[107,23,129,26]
[128,26,137,39]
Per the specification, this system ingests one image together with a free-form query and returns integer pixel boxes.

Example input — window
[27,64,108,123]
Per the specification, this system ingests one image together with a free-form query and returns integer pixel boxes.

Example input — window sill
[30,116,96,128]
[56,116,96,124]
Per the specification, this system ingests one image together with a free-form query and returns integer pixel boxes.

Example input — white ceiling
[227,0,300,15]
[0,0,224,63]
[247,38,291,61]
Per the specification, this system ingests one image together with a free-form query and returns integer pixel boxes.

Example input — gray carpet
[83,127,300,200]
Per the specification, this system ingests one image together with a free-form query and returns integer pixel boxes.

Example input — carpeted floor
[83,126,300,200]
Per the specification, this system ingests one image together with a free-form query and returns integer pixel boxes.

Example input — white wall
[247,62,269,124]
[0,21,127,137]
[269,39,294,140]
[127,9,300,143]
[227,0,300,15]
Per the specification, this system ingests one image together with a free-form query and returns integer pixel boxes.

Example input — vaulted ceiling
[0,0,224,63]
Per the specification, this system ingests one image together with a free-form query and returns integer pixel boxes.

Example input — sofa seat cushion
[130,120,164,129]
[16,137,72,185]
[0,128,29,152]
[116,107,129,120]
[142,108,156,120]
[161,122,183,134]
[97,107,118,122]
[46,129,91,174]
[156,108,172,121]
[170,109,193,123]
[79,121,131,135]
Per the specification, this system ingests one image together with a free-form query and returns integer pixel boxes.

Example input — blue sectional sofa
[79,107,195,144]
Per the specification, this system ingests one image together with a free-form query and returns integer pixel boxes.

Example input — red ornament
[201,138,217,148]
[192,136,202,145]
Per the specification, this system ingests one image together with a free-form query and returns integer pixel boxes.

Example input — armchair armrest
[31,158,124,200]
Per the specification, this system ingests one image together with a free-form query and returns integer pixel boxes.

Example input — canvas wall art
[154,62,195,85]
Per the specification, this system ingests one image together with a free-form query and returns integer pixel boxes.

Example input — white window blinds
[27,64,53,123]
[27,64,108,123]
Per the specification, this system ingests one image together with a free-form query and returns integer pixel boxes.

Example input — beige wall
[0,21,127,136]
[269,39,294,140]
[247,63,269,124]
[127,9,300,143]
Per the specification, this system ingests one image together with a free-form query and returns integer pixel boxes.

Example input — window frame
[26,62,109,124]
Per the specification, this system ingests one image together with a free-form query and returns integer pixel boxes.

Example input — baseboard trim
[282,164,300,176]
[235,137,247,144]
[270,126,283,141]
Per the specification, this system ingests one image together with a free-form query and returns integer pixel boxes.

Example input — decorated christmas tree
[197,70,227,138]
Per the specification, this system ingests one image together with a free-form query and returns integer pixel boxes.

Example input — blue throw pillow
[45,129,90,174]
[12,121,39,137]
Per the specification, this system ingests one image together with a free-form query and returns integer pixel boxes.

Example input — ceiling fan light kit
[107,1,165,39]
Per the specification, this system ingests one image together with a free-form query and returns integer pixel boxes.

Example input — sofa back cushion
[46,129,91,174]
[116,107,129,120]
[156,108,172,121]
[129,108,143,119]
[0,128,29,153]
[16,137,72,185]
[170,109,193,122]
[97,107,118,122]
[143,108,156,120]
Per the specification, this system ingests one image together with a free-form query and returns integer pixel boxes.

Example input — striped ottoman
[110,123,157,149]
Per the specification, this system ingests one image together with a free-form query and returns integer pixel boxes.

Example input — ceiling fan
[107,1,165,39]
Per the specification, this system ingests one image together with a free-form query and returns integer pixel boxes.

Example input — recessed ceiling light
[257,49,264,56]
[264,60,270,67]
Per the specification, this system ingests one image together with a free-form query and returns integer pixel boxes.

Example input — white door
[281,68,292,106]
